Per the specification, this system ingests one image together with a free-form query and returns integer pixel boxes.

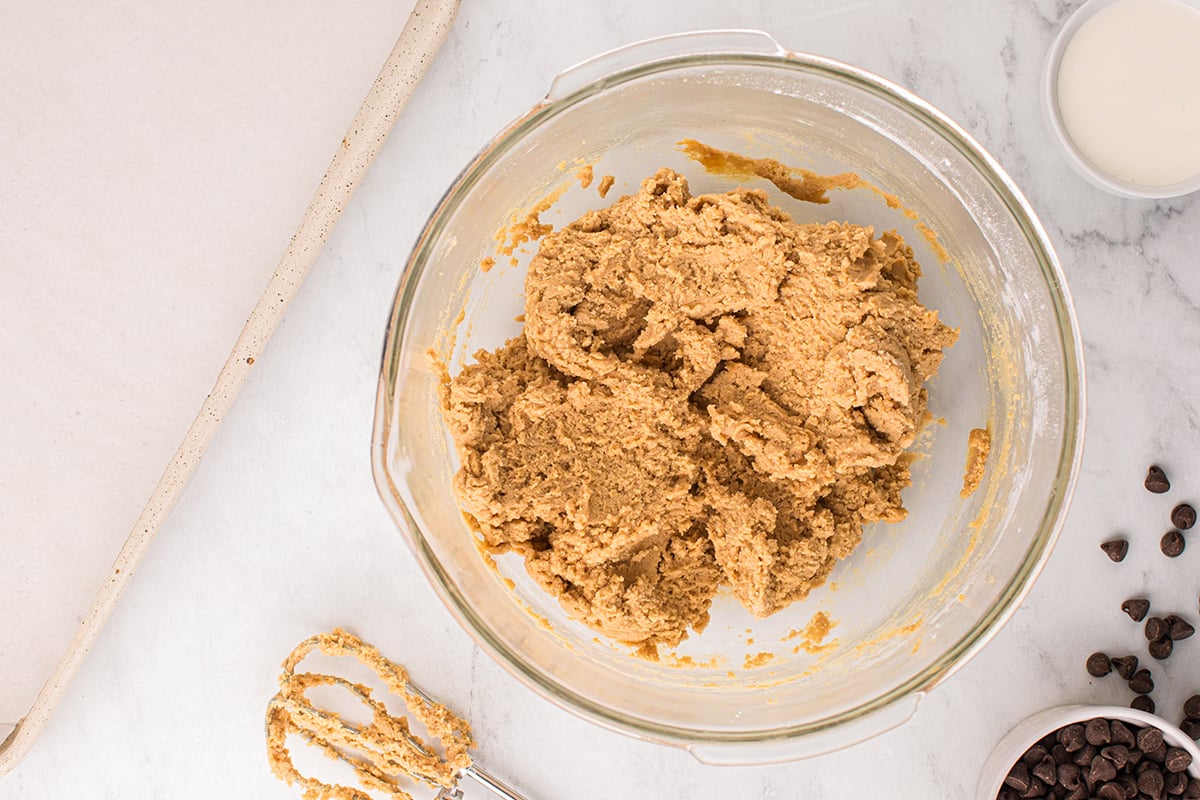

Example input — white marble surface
[6,0,1200,797]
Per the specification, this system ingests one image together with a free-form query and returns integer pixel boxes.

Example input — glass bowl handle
[685,693,924,766]
[546,29,785,102]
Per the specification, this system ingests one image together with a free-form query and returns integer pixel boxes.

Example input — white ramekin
[1042,0,1200,199]
[978,705,1200,800]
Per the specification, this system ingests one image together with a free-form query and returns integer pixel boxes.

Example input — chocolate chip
[1098,781,1127,800]
[1148,617,1170,641]
[1091,756,1119,783]
[1147,465,1171,493]
[1133,695,1157,714]
[1168,615,1195,641]
[1124,773,1145,798]
[1173,504,1197,530]
[1139,728,1166,753]
[1130,746,1145,766]
[1142,767,1167,800]
[1124,598,1152,622]
[1131,668,1156,694]
[1181,718,1200,739]
[1185,696,1200,718]
[1031,755,1057,786]
[1167,770,1189,796]
[1151,637,1175,660]
[1112,719,1137,748]
[1058,761,1083,790]
[1022,744,1050,766]
[1147,743,1169,763]
[1108,719,1137,753]
[1104,744,1132,769]
[1162,530,1186,557]
[1018,777,1046,798]
[1053,743,1070,764]
[1088,718,1114,745]
[1073,743,1098,767]
[1089,652,1115,677]
[1006,760,1032,791]
[998,789,1020,800]
[1165,747,1193,773]
[1103,539,1131,562]
[1186,777,1200,798]
[1060,723,1088,752]
[1108,657,1137,681]
[1063,786,1087,800]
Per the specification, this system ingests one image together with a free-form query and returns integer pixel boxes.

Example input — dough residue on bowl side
[961,426,992,498]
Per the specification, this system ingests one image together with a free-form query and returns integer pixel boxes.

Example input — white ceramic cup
[1042,0,1200,199]
[978,704,1200,799]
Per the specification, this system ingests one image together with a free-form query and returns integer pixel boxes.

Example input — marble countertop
[7,0,1200,796]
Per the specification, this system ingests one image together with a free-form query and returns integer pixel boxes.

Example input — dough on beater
[441,168,957,653]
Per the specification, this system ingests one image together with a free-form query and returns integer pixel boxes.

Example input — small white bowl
[978,704,1200,800]
[1042,0,1200,199]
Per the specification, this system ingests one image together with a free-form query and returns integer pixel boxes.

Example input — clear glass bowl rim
[371,46,1087,748]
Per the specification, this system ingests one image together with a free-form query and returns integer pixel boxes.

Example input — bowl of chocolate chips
[979,705,1200,800]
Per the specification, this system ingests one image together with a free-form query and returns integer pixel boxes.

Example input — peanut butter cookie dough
[441,168,957,653]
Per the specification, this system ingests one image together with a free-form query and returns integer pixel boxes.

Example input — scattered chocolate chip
[1147,617,1170,641]
[1162,530,1186,558]
[1032,755,1057,786]
[1167,770,1189,796]
[1147,465,1172,493]
[1006,760,1033,791]
[1060,723,1088,752]
[1133,695,1157,714]
[1088,717,1114,745]
[1098,780,1127,800]
[1173,504,1197,530]
[1124,598,1152,622]
[1165,747,1193,773]
[1131,668,1156,694]
[1088,652,1114,677]
[1181,718,1200,739]
[1150,637,1175,660]
[1185,696,1200,718]
[1103,539,1131,562]
[1113,656,1140,681]
[1141,768,1167,800]
[1168,615,1195,641]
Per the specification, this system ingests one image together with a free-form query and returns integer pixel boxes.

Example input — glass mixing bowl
[372,31,1085,762]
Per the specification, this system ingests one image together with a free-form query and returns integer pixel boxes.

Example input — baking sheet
[0,0,437,759]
